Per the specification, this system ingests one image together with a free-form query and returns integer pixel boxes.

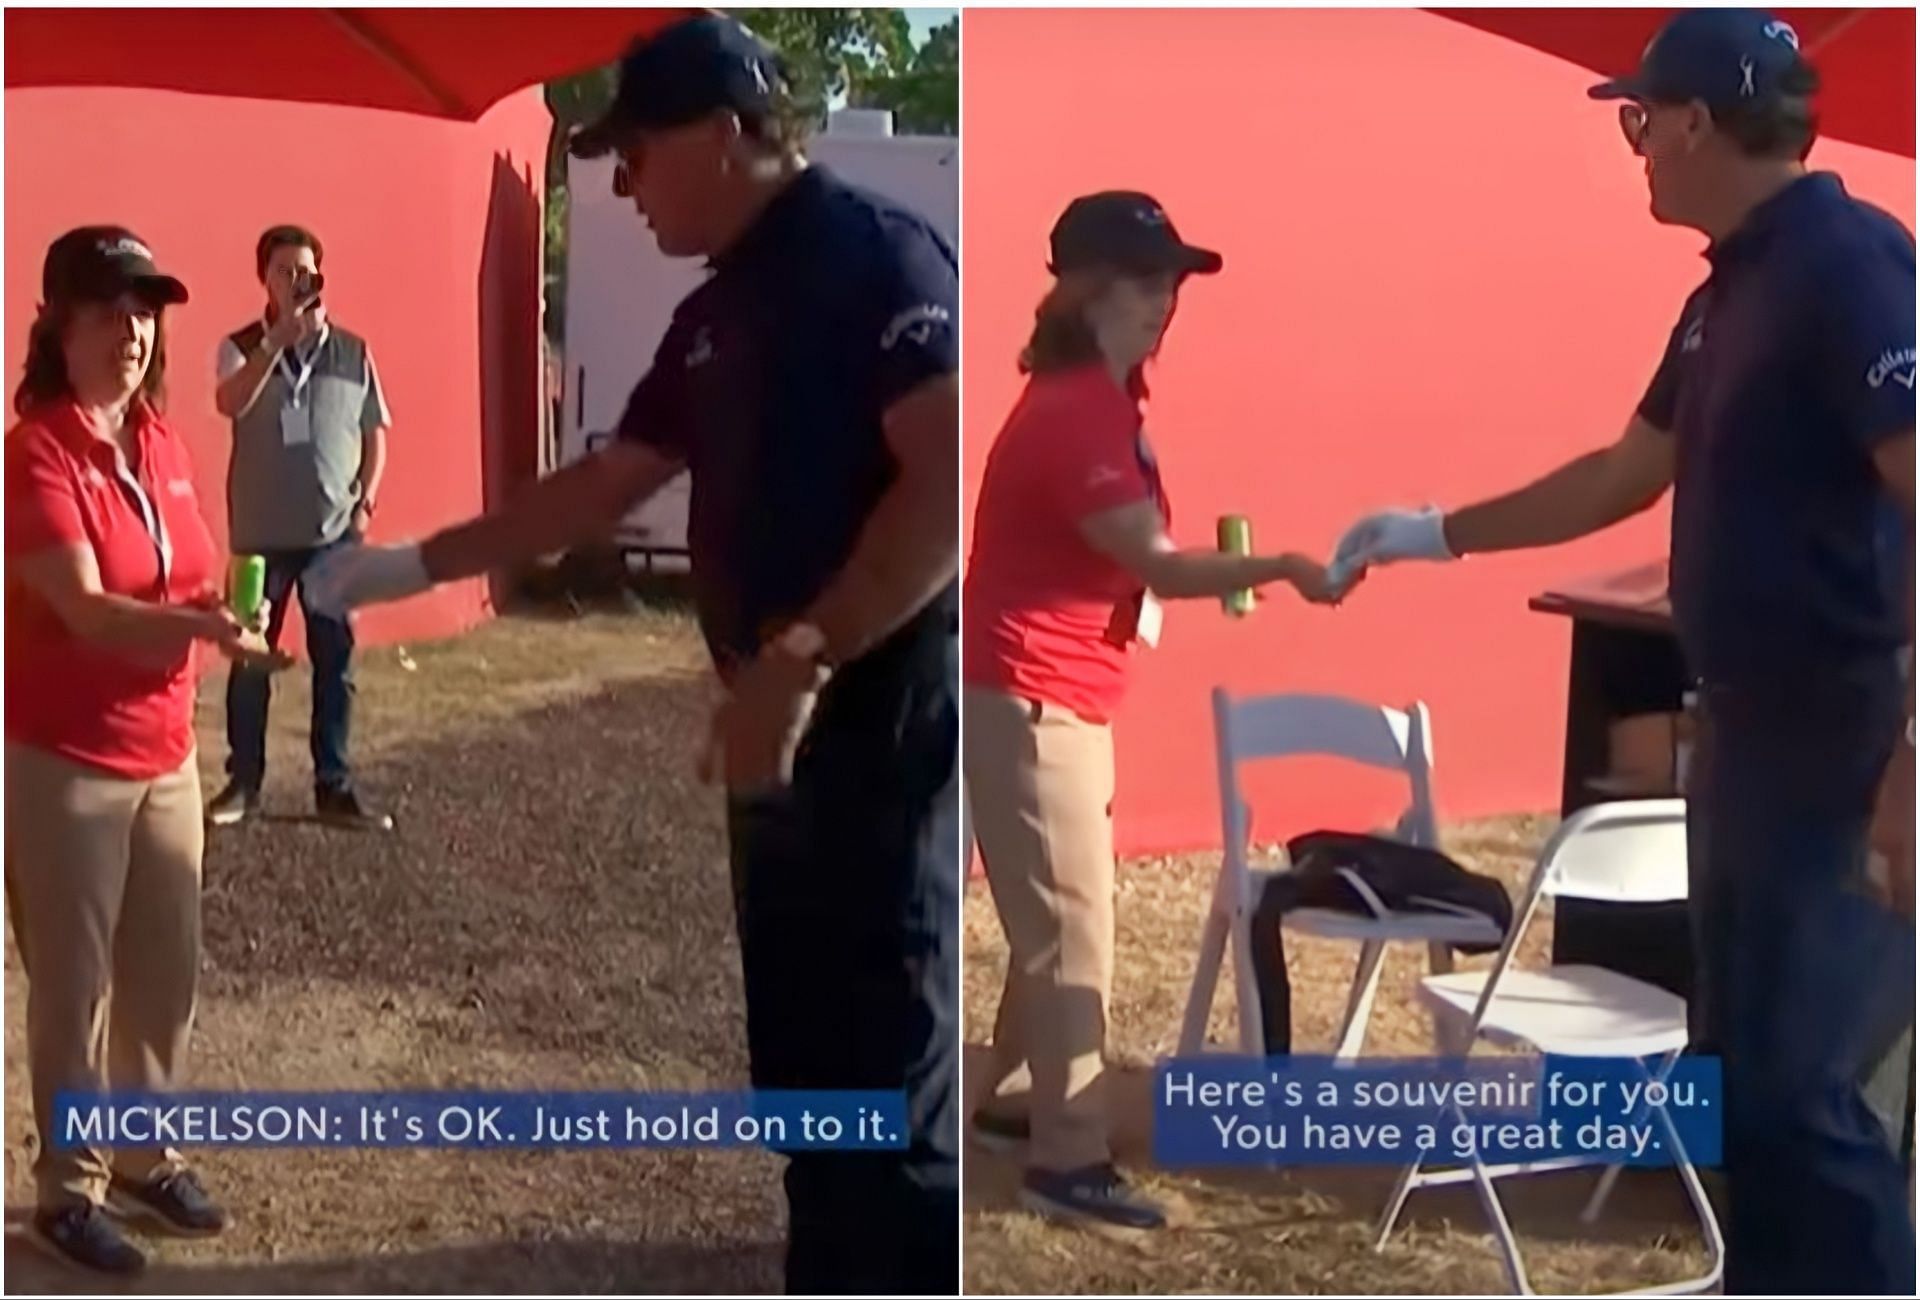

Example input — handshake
[1282,506,1443,606]
[1319,504,1458,601]
[1240,504,1459,608]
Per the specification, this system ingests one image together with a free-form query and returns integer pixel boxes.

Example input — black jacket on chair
[1249,831,1514,1055]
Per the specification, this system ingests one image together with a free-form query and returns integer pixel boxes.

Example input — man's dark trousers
[726,628,959,1295]
[225,535,358,794]
[1688,666,1915,1295]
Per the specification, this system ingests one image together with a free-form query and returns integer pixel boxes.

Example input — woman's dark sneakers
[968,1108,1032,1154]
[1020,1163,1168,1231]
[108,1168,228,1237]
[28,1203,147,1275]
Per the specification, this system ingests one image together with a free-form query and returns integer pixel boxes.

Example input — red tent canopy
[1432,7,1915,159]
[4,8,697,120]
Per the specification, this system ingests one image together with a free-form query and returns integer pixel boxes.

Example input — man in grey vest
[206,225,391,829]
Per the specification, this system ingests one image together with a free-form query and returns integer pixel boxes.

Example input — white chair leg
[1333,940,1387,1061]
[1375,1052,1719,1297]
[1651,1099,1727,1294]
[1178,907,1230,1055]
[1580,1163,1625,1225]
[1467,1144,1534,1295]
[1373,1156,1423,1250]
[1581,1051,1674,1227]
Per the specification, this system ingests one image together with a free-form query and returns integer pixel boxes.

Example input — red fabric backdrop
[5,84,552,647]
[962,7,1916,856]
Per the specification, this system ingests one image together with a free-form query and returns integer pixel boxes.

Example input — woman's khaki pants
[964,688,1118,1173]
[5,742,200,1209]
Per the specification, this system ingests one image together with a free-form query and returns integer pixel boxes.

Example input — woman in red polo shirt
[963,193,1343,1231]
[6,228,270,1274]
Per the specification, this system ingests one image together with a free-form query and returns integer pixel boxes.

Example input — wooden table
[1530,561,1692,997]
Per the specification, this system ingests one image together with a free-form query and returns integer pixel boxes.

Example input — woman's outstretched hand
[206,604,293,671]
[1281,553,1358,606]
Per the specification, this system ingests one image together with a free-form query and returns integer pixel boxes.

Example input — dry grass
[962,817,1716,1295]
[5,603,788,1294]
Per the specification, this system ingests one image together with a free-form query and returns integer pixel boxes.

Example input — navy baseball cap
[42,226,188,307]
[1049,192,1223,277]
[1587,9,1818,109]
[570,15,787,159]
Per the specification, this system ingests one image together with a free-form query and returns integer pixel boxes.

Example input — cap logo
[880,303,951,351]
[1134,207,1167,227]
[1763,20,1800,50]
[1739,56,1756,97]
[746,57,769,96]
[98,236,152,261]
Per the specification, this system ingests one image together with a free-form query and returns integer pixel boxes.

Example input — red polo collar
[36,394,163,462]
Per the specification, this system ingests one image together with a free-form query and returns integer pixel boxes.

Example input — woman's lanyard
[108,430,173,592]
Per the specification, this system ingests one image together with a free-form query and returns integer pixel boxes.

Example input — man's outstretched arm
[420,440,682,583]
[1443,415,1677,556]
[1329,414,1676,582]
[304,439,683,613]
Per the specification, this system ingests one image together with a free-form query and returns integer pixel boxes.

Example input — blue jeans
[224,538,356,793]
[1689,668,1915,1295]
[725,630,958,1295]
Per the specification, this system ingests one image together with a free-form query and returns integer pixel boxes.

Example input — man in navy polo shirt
[1331,10,1914,1293]
[307,16,959,1294]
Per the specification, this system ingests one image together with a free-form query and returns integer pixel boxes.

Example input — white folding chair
[1177,690,1502,1061]
[1374,799,1724,1297]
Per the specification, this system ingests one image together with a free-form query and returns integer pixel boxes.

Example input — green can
[229,555,266,624]
[1217,514,1255,618]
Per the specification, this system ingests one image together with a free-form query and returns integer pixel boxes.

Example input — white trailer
[561,110,958,563]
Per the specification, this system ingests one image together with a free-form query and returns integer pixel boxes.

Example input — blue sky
[906,8,956,45]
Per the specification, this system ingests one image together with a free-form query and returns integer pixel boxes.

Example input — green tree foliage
[851,16,956,136]
[731,8,913,129]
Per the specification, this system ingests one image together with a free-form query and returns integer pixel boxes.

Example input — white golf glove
[1328,506,1456,589]
[305,541,431,615]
